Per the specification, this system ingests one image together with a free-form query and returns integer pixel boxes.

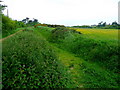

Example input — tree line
[21,17,65,28]
[72,21,120,29]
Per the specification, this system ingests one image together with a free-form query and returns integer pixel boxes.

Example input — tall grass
[2,31,74,88]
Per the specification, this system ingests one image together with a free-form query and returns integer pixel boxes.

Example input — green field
[73,28,119,44]
[2,27,119,88]
[76,28,118,39]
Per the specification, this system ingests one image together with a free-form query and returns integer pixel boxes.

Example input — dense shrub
[2,14,25,37]
[2,31,74,88]
[50,27,81,43]
[2,14,16,31]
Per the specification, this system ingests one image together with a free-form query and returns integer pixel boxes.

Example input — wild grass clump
[2,31,74,88]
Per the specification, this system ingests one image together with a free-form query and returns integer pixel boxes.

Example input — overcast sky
[2,0,120,26]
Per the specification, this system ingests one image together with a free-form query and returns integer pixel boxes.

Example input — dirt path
[0,30,23,42]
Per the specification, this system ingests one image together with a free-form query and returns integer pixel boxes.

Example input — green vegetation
[2,26,119,88]
[2,14,26,38]
[1,4,119,88]
[36,27,119,88]
[75,28,118,42]
[48,27,119,73]
[72,21,120,29]
[2,30,75,88]
[22,17,39,26]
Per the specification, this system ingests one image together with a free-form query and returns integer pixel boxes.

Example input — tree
[26,17,29,23]
[0,1,7,14]
[27,20,33,25]
[102,22,106,27]
[22,17,29,24]
[28,20,32,23]
[33,19,38,22]
[22,18,39,26]
[112,21,118,25]
[22,19,27,24]
[33,19,39,25]
[98,21,103,27]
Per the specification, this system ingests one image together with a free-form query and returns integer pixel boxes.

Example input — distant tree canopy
[22,18,39,26]
[46,24,65,28]
[0,4,7,12]
[72,25,92,28]
[34,23,65,28]
[97,21,120,29]
[112,21,118,25]
[72,21,120,29]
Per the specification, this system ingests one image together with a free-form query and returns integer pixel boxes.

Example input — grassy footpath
[51,45,119,88]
